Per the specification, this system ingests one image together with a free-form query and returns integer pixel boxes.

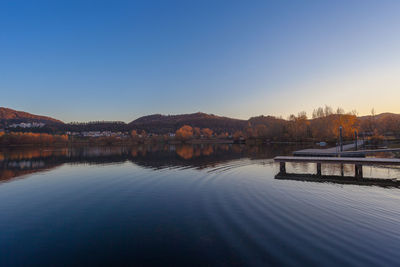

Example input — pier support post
[280,162,286,174]
[341,164,344,177]
[316,163,322,176]
[355,164,363,179]
[355,131,358,151]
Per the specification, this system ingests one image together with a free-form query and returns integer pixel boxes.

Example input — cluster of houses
[9,122,46,128]
[1,125,231,140]
[66,131,129,138]
[66,131,176,139]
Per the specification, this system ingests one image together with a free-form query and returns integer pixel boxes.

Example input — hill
[0,107,64,127]
[129,112,247,134]
[358,113,400,134]
[359,112,400,121]
[1,106,400,139]
[248,115,286,127]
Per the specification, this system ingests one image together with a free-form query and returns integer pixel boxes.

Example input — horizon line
[1,106,397,124]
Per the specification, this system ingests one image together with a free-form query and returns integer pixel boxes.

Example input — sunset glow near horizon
[1,0,400,122]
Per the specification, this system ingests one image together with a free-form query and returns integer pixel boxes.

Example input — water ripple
[199,160,400,266]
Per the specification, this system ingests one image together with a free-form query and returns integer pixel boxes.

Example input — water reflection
[0,144,298,182]
[1,145,400,266]
[276,172,400,188]
[1,144,400,184]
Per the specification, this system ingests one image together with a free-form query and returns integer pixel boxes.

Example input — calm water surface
[0,144,400,266]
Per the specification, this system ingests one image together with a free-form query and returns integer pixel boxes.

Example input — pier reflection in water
[1,144,400,266]
[1,144,399,183]
[275,156,400,187]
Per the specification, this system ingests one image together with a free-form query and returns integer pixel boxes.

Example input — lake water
[1,144,400,266]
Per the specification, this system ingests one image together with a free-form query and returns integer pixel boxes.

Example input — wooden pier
[277,136,400,182]
[274,156,400,179]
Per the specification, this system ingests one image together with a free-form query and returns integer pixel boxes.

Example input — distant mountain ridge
[129,112,248,134]
[0,107,63,127]
[1,107,400,136]
[0,108,248,134]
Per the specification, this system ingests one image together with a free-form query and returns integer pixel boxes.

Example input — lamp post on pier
[355,130,358,151]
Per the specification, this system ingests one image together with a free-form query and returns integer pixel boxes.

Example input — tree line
[3,106,400,144]
[243,106,400,142]
[170,106,400,143]
[0,132,69,146]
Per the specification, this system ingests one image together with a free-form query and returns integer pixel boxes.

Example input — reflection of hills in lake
[0,144,300,181]
[4,144,399,187]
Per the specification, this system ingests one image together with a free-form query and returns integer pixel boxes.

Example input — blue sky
[1,0,400,122]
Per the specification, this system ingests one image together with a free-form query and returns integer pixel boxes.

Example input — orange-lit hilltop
[0,107,63,125]
[1,106,400,145]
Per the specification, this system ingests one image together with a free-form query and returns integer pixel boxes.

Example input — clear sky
[1,0,400,122]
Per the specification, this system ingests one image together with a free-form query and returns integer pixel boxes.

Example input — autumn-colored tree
[233,131,244,140]
[254,124,268,138]
[130,130,138,141]
[176,125,193,140]
[332,113,358,139]
[310,117,331,140]
[309,106,359,141]
[217,132,229,139]
[193,127,201,138]
[312,105,333,119]
[379,115,400,134]
[287,112,310,140]
[201,128,213,138]
[0,132,68,145]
